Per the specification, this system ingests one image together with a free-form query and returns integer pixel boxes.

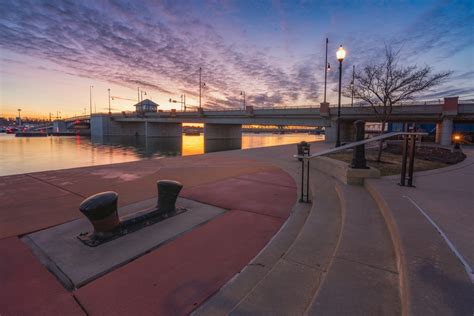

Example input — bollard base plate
[78,207,187,247]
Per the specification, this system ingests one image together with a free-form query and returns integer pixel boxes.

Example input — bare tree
[344,45,451,161]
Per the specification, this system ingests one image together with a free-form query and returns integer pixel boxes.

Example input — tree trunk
[376,121,386,162]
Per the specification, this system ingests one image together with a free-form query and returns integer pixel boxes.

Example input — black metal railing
[294,131,427,202]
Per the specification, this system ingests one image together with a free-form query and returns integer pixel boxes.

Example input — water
[0,133,323,176]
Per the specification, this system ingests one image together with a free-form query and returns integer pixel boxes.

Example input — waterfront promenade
[1,141,473,315]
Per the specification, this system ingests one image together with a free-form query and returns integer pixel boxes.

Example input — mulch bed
[385,143,466,164]
[325,143,466,176]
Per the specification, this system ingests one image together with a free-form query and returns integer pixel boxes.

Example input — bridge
[88,97,473,146]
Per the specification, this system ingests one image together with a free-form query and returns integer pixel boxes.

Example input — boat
[184,130,201,136]
[15,131,48,137]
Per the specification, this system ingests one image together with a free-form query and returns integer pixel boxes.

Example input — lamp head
[336,45,346,61]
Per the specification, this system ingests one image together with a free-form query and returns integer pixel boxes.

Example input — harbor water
[0,133,323,176]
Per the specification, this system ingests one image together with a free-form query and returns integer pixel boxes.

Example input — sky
[0,0,473,118]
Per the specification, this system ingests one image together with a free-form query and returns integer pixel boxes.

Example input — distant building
[134,99,159,113]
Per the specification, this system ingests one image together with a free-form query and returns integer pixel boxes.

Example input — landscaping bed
[325,143,466,176]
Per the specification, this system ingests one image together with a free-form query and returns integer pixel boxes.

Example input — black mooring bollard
[157,180,183,214]
[351,120,368,169]
[79,191,120,236]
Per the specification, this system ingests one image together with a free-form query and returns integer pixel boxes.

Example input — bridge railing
[172,100,468,112]
[76,99,473,117]
[294,131,428,202]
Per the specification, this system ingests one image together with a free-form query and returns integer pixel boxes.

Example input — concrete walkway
[365,146,474,315]
[370,147,474,273]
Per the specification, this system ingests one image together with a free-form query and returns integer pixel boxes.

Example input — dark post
[336,59,343,147]
[300,158,305,202]
[351,120,368,169]
[157,180,183,214]
[306,158,310,202]
[399,123,409,186]
[298,142,311,203]
[407,124,417,187]
[79,191,120,237]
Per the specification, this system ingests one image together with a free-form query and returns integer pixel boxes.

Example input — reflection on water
[91,135,183,157]
[0,133,323,176]
[204,138,242,153]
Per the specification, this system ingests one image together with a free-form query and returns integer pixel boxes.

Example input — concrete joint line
[403,195,474,283]
[72,295,89,316]
[334,256,398,275]
[26,173,86,198]
[281,257,324,272]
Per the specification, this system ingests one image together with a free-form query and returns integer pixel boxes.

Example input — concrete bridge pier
[204,123,242,153]
[438,117,454,146]
[91,115,142,136]
[324,120,355,144]
[436,96,458,146]
[53,120,68,133]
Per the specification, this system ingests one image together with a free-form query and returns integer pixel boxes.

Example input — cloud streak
[0,0,322,108]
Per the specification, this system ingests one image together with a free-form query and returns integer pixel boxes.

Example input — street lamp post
[89,86,93,116]
[324,38,329,104]
[108,88,111,114]
[336,45,346,147]
[351,65,355,107]
[240,91,246,109]
[17,108,21,126]
[169,95,185,111]
[199,67,205,109]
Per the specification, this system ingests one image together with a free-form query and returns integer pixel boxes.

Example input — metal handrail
[294,132,428,160]
[295,131,428,203]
